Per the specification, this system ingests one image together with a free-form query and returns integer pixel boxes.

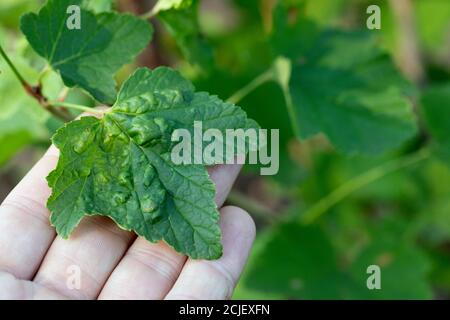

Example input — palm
[0,145,254,300]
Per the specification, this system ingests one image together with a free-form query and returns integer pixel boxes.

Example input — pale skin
[0,111,255,300]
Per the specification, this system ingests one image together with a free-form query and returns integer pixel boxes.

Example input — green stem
[140,8,158,20]
[301,148,430,225]
[227,71,274,104]
[37,64,51,83]
[281,86,301,139]
[48,101,104,115]
[0,43,29,86]
[57,87,70,101]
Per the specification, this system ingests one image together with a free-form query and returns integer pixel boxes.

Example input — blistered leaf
[47,67,257,259]
[21,0,152,104]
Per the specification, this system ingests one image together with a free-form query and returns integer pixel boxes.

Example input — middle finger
[98,163,242,300]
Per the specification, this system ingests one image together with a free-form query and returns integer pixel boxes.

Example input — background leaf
[271,7,418,154]
[21,0,153,104]
[244,216,432,299]
[245,222,345,299]
[158,0,213,69]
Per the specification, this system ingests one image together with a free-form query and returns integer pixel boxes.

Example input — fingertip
[217,206,256,283]
[164,206,256,300]
[220,206,256,243]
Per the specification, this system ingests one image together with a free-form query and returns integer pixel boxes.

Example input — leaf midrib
[106,114,217,252]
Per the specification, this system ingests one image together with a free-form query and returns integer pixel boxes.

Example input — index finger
[0,109,106,280]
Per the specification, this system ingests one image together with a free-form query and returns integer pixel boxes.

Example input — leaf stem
[44,105,73,122]
[281,86,301,138]
[0,43,29,87]
[140,8,158,20]
[47,101,104,115]
[301,148,430,224]
[37,64,51,83]
[57,87,70,102]
[227,71,274,104]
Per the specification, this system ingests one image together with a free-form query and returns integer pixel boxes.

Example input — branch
[226,70,274,104]
[0,42,73,122]
[0,43,28,87]
[26,85,73,122]
[388,0,425,85]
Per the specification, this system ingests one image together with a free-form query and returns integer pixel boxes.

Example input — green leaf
[158,0,213,69]
[421,84,450,163]
[271,6,319,61]
[20,0,153,104]
[294,31,417,154]
[272,8,418,155]
[47,67,258,259]
[348,218,432,299]
[244,222,346,299]
[244,217,432,299]
[349,244,432,299]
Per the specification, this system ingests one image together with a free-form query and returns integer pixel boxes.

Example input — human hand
[0,124,255,300]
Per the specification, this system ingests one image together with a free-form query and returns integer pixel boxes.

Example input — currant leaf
[157,0,213,69]
[20,0,152,104]
[272,8,418,154]
[47,67,258,260]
